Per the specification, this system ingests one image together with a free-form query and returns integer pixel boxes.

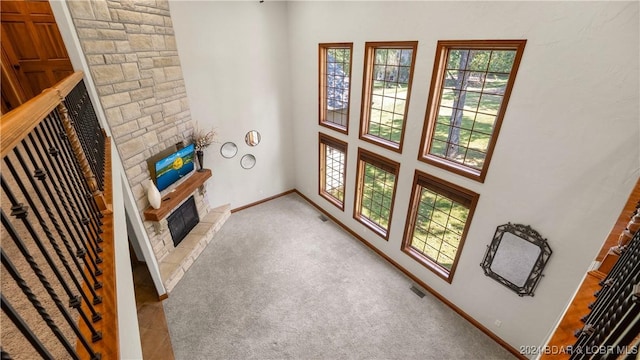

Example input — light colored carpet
[164,193,515,359]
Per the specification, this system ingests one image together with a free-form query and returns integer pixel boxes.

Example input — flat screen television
[151,144,195,191]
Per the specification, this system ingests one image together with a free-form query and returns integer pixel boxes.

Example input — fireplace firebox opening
[167,196,199,248]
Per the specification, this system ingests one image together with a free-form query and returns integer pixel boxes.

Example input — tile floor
[132,261,175,360]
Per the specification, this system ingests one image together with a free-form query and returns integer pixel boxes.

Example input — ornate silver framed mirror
[480,223,552,297]
[220,142,238,159]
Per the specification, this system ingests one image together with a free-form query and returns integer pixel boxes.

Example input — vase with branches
[192,126,216,172]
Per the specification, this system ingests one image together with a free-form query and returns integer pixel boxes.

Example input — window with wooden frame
[360,41,418,152]
[401,170,479,282]
[354,148,400,240]
[319,43,353,134]
[419,40,526,182]
[319,133,347,210]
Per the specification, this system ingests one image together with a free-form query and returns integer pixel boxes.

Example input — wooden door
[1,0,73,112]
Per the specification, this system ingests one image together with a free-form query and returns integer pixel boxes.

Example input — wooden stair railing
[542,178,640,359]
[1,71,118,359]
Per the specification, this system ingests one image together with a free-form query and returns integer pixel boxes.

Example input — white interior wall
[49,0,640,355]
[169,1,294,209]
[287,1,639,353]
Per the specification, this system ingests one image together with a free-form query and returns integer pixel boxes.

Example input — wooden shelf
[143,169,211,222]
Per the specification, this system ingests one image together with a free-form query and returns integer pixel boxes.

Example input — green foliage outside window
[430,48,518,170]
[360,163,396,231]
[410,187,470,270]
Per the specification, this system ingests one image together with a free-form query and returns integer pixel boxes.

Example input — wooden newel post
[57,98,112,214]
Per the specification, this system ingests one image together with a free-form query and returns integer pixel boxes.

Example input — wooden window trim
[360,41,418,153]
[401,170,479,282]
[319,132,348,210]
[418,39,526,183]
[319,43,353,135]
[353,147,400,240]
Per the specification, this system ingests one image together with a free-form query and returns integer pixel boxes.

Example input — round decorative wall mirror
[240,154,256,169]
[220,142,238,159]
[245,130,261,147]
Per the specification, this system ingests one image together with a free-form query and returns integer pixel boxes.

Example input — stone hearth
[159,204,230,292]
[142,169,230,292]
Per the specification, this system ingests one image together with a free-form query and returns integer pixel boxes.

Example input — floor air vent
[410,285,425,298]
[319,215,328,222]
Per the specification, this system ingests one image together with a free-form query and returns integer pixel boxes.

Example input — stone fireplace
[143,170,230,292]
[66,0,231,292]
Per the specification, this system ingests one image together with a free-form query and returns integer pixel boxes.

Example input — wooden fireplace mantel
[143,169,212,222]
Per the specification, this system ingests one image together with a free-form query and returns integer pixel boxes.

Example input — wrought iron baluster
[1,72,111,360]
[601,231,640,287]
[582,284,637,347]
[1,349,13,360]
[1,210,101,358]
[63,80,106,189]
[575,273,637,353]
[599,302,639,354]
[56,98,108,213]
[582,240,640,332]
[27,129,105,298]
[47,109,104,227]
[3,153,103,317]
[1,250,80,360]
[1,294,55,360]
[49,109,105,242]
[0,186,103,343]
[64,87,99,189]
[571,232,640,359]
[45,113,105,254]
[33,121,104,290]
[82,96,104,191]
[581,237,638,324]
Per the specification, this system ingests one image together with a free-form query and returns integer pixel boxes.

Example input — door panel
[53,69,74,80]
[23,69,49,95]
[0,1,22,15]
[26,1,55,16]
[1,47,28,113]
[34,23,69,59]
[2,22,39,60]
[1,0,73,112]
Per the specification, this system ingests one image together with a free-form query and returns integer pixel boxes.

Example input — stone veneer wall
[67,0,209,261]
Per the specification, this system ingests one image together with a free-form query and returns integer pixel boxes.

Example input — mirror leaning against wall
[480,223,552,297]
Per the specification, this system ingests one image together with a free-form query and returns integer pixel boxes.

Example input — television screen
[155,144,195,191]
